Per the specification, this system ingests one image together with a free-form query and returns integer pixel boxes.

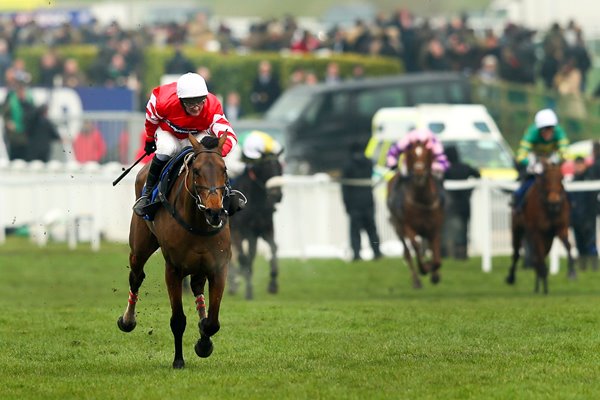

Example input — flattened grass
[1,237,599,399]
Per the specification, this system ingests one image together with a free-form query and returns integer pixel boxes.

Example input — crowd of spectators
[0,8,595,97]
[0,8,596,163]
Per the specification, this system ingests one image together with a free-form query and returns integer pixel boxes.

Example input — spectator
[61,58,87,88]
[38,49,62,87]
[341,141,382,261]
[223,91,244,122]
[27,104,62,162]
[196,65,216,95]
[164,44,195,74]
[0,38,12,86]
[442,146,480,259]
[250,60,281,114]
[350,63,366,80]
[324,61,341,84]
[570,156,598,271]
[72,121,107,163]
[1,71,36,160]
[288,66,306,87]
[304,70,319,85]
[105,53,130,87]
[478,55,499,84]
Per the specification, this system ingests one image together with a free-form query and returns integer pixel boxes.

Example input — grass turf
[1,237,599,399]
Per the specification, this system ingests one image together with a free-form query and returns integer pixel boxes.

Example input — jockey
[133,72,242,217]
[513,108,569,211]
[385,127,449,206]
[385,127,450,177]
[225,130,283,180]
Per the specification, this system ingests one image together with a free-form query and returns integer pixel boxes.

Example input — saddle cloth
[142,147,194,221]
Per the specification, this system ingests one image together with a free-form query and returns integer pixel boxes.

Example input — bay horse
[387,139,444,289]
[506,157,576,294]
[229,151,284,300]
[117,134,231,369]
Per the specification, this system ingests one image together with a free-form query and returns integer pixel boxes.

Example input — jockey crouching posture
[385,128,449,209]
[133,72,246,217]
[512,108,569,212]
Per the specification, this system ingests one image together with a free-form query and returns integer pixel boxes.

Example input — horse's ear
[189,134,202,152]
[217,132,228,153]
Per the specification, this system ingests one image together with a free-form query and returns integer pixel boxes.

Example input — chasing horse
[386,128,448,289]
[228,131,284,300]
[507,154,575,294]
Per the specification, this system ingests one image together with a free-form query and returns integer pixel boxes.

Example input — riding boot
[133,157,168,216]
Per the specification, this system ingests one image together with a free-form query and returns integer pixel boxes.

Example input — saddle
[142,147,194,221]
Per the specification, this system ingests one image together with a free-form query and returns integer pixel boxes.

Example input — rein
[158,149,227,236]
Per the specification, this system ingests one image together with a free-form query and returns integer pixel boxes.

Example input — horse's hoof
[431,274,440,284]
[195,337,214,358]
[268,280,278,294]
[412,280,422,289]
[505,276,515,285]
[117,316,136,332]
[172,359,185,369]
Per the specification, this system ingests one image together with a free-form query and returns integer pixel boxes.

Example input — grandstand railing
[1,164,598,274]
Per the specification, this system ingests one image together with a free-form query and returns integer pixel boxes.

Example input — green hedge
[17,46,403,113]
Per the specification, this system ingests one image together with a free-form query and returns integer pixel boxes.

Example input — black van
[250,72,472,174]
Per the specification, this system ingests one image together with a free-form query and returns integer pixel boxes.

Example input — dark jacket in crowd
[27,104,61,162]
[444,146,481,218]
[341,147,375,211]
[250,74,281,114]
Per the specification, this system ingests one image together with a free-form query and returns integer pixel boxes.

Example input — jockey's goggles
[181,96,207,107]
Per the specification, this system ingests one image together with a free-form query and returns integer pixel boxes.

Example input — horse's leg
[195,266,227,358]
[558,226,577,281]
[242,236,258,300]
[530,233,548,294]
[117,219,159,333]
[164,264,186,369]
[409,235,428,276]
[165,263,186,369]
[506,220,524,285]
[429,232,443,285]
[227,234,242,295]
[402,235,423,289]
[263,228,279,294]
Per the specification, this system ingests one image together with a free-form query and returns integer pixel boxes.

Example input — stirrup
[133,195,150,216]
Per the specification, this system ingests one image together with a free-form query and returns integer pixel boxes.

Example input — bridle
[183,150,227,211]
[182,149,228,229]
[537,164,566,215]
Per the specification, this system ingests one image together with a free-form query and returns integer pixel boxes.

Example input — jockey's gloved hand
[526,162,543,175]
[144,140,157,155]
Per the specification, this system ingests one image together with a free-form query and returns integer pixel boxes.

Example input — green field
[1,237,600,400]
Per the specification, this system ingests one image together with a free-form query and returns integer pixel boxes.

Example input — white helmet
[176,73,208,99]
[534,109,558,129]
[242,131,282,160]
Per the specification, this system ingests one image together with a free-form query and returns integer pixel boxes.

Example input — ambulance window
[428,122,445,134]
[474,121,491,133]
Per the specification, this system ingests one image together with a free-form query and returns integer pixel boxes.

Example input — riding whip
[112,153,147,186]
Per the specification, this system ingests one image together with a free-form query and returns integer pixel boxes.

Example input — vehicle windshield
[444,139,514,169]
[264,88,314,124]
